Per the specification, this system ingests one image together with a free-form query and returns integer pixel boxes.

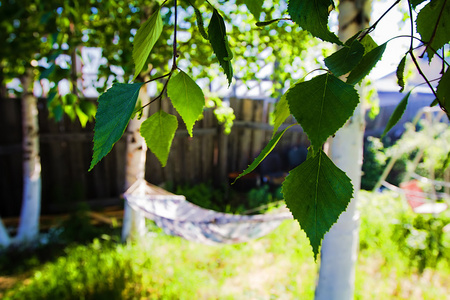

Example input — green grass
[1,191,449,299]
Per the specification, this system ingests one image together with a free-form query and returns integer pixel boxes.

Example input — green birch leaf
[381,91,411,138]
[89,82,143,171]
[244,0,263,21]
[283,150,353,259]
[396,55,407,93]
[288,0,342,45]
[140,110,178,167]
[360,34,378,54]
[234,124,296,183]
[167,70,205,137]
[272,92,291,138]
[208,9,233,86]
[416,0,450,61]
[324,39,365,77]
[287,73,359,150]
[132,5,163,80]
[346,43,386,85]
[436,68,450,117]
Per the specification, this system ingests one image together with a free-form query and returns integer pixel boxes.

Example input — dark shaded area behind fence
[0,97,308,217]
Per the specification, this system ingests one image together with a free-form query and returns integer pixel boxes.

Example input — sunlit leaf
[76,106,89,128]
[272,92,291,138]
[89,83,143,171]
[283,150,353,259]
[360,34,378,54]
[287,73,359,150]
[208,8,233,86]
[324,39,365,77]
[132,5,163,80]
[140,110,178,167]
[234,124,296,183]
[396,55,407,92]
[167,70,205,137]
[416,0,450,61]
[346,43,386,85]
[288,0,342,45]
[381,91,411,138]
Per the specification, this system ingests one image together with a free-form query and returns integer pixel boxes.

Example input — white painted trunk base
[15,70,42,245]
[0,218,11,248]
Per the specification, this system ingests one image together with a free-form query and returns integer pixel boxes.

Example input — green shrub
[392,211,450,273]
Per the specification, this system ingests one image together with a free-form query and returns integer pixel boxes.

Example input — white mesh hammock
[124,179,293,244]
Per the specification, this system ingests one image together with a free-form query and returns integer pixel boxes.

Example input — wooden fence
[0,97,308,217]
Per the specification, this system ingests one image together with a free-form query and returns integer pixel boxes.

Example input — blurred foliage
[2,191,450,299]
[167,181,283,214]
[393,212,450,273]
[362,114,450,190]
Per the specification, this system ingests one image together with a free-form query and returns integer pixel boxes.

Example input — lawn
[1,190,449,299]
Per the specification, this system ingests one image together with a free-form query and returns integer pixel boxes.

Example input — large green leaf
[167,70,205,137]
[288,0,342,45]
[381,91,411,138]
[416,0,450,61]
[324,39,365,77]
[89,82,143,171]
[282,150,353,259]
[140,110,178,167]
[233,124,296,183]
[244,0,263,21]
[287,73,359,150]
[396,55,407,93]
[132,5,163,80]
[272,92,291,138]
[436,68,450,117]
[208,8,233,86]
[346,43,386,85]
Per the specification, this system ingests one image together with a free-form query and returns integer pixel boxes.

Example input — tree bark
[121,85,150,242]
[0,218,11,248]
[315,1,371,299]
[15,68,42,245]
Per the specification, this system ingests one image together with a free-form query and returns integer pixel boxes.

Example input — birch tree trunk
[121,85,149,242]
[15,68,42,245]
[0,218,11,248]
[315,1,371,299]
[0,67,11,248]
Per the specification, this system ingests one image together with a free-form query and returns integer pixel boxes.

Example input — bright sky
[370,0,416,79]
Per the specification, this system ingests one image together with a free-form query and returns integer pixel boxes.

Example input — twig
[360,0,401,40]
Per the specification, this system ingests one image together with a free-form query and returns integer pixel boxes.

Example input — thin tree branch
[360,0,401,40]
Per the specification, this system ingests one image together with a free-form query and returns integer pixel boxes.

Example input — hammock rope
[124,179,292,244]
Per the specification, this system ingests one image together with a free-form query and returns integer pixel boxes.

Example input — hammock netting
[124,179,293,244]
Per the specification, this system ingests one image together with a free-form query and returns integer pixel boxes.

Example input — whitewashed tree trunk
[121,85,150,242]
[0,218,11,248]
[315,1,371,299]
[15,69,42,245]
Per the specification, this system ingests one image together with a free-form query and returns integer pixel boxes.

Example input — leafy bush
[59,203,104,244]
[171,182,283,214]
[359,190,450,273]
[392,212,450,273]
